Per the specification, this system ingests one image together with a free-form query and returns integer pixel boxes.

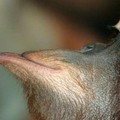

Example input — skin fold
[0,34,120,120]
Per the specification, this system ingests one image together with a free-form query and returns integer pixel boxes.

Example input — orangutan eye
[80,44,95,53]
[85,44,95,51]
[80,43,106,54]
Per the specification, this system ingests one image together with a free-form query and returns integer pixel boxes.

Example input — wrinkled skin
[0,34,120,120]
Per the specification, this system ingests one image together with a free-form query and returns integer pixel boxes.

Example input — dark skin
[0,34,119,120]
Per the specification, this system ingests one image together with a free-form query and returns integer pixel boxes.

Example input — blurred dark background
[0,0,120,120]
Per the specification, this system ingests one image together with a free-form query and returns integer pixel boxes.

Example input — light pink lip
[0,52,23,63]
[0,52,60,70]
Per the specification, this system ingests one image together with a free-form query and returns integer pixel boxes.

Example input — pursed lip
[0,52,60,70]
